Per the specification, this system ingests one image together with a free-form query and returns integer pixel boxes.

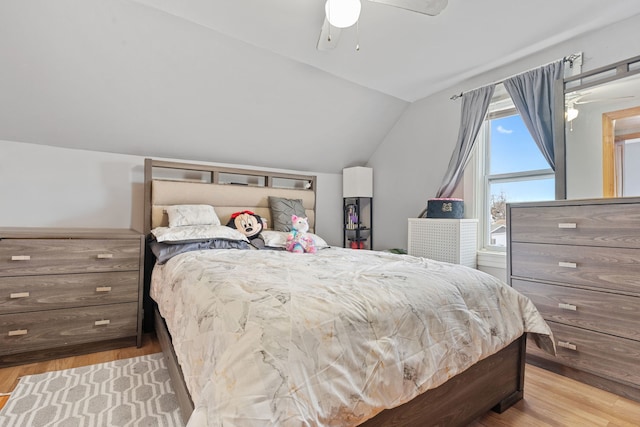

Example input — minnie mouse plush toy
[227,210,266,249]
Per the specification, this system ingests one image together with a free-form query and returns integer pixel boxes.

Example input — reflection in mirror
[564,62,640,199]
[602,104,640,197]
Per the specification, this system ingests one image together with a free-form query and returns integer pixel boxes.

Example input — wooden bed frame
[143,158,528,426]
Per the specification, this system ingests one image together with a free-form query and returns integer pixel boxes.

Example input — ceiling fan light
[325,0,361,28]
[566,106,579,122]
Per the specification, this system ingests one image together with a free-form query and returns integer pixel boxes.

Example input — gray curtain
[435,85,495,198]
[503,60,564,170]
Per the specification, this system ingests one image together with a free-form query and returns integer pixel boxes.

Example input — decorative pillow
[151,225,248,243]
[269,197,306,232]
[262,230,329,249]
[310,233,329,248]
[166,204,221,227]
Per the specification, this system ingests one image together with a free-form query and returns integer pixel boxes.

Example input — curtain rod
[449,53,581,100]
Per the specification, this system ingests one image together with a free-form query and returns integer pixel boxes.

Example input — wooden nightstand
[0,227,144,367]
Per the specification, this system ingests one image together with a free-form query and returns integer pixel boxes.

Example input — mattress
[150,247,553,426]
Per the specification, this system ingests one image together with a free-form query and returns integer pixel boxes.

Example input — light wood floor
[1,334,639,426]
[471,364,640,426]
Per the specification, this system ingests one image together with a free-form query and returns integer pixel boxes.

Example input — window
[475,86,555,250]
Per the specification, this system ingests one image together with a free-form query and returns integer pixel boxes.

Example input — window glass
[489,115,550,174]
[488,179,555,246]
[489,178,556,206]
[480,98,555,250]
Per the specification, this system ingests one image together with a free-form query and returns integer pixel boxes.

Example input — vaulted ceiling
[2,0,640,173]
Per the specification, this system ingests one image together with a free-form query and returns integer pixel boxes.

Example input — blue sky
[489,115,555,203]
[490,115,550,174]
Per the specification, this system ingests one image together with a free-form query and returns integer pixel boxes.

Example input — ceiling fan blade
[567,91,590,102]
[575,95,635,105]
[368,0,448,16]
[317,18,342,51]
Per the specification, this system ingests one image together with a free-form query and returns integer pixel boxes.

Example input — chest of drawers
[0,227,144,367]
[507,198,640,402]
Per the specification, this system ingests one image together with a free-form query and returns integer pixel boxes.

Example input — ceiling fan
[566,92,635,123]
[317,0,448,50]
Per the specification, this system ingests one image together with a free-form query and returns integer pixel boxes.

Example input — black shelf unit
[343,197,372,249]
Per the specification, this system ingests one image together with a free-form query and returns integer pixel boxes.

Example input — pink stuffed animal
[286,215,317,254]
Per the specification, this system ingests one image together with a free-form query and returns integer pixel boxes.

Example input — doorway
[602,105,640,197]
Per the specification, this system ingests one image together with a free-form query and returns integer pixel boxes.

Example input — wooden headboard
[143,159,317,234]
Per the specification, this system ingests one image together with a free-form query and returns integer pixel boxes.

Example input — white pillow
[166,204,221,227]
[151,225,248,243]
[262,230,329,248]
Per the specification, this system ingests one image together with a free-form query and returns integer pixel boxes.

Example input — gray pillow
[269,196,306,232]
[149,238,250,264]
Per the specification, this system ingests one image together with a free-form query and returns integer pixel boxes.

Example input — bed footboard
[359,335,526,426]
[155,303,526,427]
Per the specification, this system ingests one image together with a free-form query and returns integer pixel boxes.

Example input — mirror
[563,57,640,199]
[602,103,640,197]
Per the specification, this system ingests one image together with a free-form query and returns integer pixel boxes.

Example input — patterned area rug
[0,353,184,427]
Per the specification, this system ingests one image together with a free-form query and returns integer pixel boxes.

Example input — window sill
[477,249,507,269]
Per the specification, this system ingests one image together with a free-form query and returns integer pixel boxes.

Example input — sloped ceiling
[1,0,640,173]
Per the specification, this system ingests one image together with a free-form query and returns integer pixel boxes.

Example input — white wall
[623,139,640,196]
[369,13,640,259]
[1,141,144,230]
[3,14,640,259]
[367,91,460,251]
[0,140,343,246]
[0,0,407,175]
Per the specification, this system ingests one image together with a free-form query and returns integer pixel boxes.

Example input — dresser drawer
[513,279,640,341]
[511,242,640,295]
[0,271,139,315]
[527,322,640,388]
[0,302,138,355]
[510,204,640,248]
[0,239,141,277]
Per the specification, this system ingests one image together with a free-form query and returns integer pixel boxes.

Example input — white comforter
[151,247,553,427]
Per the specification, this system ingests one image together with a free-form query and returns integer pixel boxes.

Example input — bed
[143,158,554,427]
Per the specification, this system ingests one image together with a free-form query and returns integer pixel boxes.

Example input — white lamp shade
[343,167,373,197]
[325,0,361,28]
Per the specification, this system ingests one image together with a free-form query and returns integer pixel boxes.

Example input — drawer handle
[557,340,577,351]
[11,255,31,261]
[558,302,577,311]
[94,319,111,326]
[558,261,577,268]
[96,286,112,293]
[97,254,113,259]
[10,292,30,299]
[558,223,577,229]
[8,329,28,336]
